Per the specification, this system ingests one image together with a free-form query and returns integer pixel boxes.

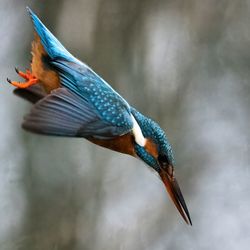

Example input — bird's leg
[7,67,38,88]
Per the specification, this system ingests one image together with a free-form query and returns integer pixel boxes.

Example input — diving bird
[7,7,192,225]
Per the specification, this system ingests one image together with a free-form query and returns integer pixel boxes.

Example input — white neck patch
[131,115,146,147]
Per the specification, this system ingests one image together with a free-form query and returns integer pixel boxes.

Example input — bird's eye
[158,154,169,170]
[158,154,174,177]
[158,154,169,165]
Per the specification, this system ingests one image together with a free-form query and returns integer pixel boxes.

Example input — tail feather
[26,7,75,62]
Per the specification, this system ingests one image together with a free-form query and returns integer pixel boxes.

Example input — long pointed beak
[159,169,192,225]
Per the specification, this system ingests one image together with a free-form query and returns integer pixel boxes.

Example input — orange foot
[7,68,38,88]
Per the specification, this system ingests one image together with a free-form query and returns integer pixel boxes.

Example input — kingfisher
[7,7,192,225]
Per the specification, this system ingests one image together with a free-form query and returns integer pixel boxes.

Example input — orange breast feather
[144,139,158,158]
[89,133,136,156]
[31,32,60,93]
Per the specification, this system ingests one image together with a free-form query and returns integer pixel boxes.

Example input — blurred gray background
[0,0,250,249]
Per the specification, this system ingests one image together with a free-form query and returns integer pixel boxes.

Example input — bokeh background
[1,0,250,249]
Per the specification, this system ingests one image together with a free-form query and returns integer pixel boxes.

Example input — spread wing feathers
[22,88,133,139]
[50,59,134,132]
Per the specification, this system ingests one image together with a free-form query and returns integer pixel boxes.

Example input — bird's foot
[7,68,38,88]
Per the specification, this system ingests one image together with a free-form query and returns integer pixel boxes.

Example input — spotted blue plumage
[52,60,132,129]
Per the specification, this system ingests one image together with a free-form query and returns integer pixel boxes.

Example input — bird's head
[132,110,192,225]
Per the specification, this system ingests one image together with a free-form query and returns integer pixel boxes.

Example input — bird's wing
[25,7,134,138]
[23,87,133,139]
[52,59,132,124]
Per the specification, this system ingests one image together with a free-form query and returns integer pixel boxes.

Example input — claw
[7,68,38,89]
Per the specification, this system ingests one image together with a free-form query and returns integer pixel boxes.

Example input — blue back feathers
[51,60,132,129]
